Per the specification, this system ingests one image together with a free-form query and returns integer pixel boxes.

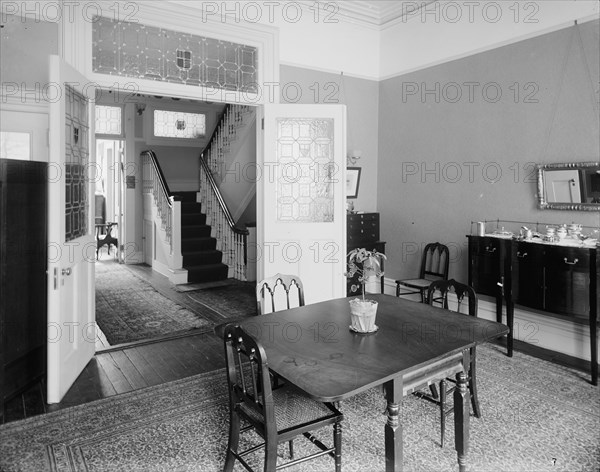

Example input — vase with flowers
[346,248,386,333]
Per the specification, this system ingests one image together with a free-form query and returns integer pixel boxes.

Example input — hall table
[237,294,509,471]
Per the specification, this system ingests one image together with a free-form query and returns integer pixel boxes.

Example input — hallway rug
[183,280,257,318]
[95,261,215,345]
[1,344,598,471]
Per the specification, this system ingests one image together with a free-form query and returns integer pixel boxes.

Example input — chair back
[224,324,275,436]
[256,273,305,315]
[420,243,450,281]
[427,279,477,317]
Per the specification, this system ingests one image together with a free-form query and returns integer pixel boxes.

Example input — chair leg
[288,440,294,459]
[396,283,400,297]
[439,380,446,448]
[224,410,241,472]
[333,421,342,472]
[429,384,439,400]
[264,440,278,472]
[420,288,426,303]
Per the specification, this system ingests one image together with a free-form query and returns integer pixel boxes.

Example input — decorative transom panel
[65,85,89,242]
[276,118,335,222]
[153,110,206,139]
[92,16,258,93]
[95,105,122,135]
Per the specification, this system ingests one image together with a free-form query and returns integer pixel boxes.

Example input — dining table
[236,293,509,472]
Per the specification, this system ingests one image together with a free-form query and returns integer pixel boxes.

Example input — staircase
[173,191,229,284]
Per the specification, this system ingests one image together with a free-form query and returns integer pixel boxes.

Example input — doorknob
[62,268,71,276]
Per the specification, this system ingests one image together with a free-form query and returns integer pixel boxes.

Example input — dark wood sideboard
[347,213,386,295]
[468,235,598,385]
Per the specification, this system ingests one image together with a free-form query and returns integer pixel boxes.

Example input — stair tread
[185,263,228,270]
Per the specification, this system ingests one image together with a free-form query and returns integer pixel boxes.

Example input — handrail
[199,154,249,238]
[142,149,172,198]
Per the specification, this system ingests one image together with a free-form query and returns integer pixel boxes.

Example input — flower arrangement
[346,248,387,301]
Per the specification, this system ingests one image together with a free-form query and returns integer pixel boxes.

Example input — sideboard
[347,213,386,295]
[468,235,598,385]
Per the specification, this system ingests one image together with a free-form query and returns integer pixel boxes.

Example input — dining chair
[223,324,343,471]
[395,242,450,303]
[256,273,305,315]
[418,279,481,447]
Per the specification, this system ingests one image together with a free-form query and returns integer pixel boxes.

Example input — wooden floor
[2,257,229,424]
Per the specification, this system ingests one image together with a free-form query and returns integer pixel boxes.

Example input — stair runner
[172,192,229,283]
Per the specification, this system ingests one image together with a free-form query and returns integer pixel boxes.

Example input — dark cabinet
[468,235,598,386]
[544,247,591,317]
[347,213,385,295]
[511,242,544,310]
[0,159,48,421]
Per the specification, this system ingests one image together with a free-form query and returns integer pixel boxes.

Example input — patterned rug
[95,262,215,345]
[1,345,598,471]
[183,282,257,319]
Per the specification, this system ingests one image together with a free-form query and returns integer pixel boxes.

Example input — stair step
[183,250,223,266]
[182,225,211,238]
[182,237,217,252]
[181,213,206,225]
[181,202,202,213]
[186,263,229,283]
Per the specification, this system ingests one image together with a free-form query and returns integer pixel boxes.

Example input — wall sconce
[135,103,147,116]
[347,149,362,166]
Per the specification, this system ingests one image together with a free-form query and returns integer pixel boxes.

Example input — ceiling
[326,1,438,26]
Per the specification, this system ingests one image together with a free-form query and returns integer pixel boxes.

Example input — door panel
[258,105,346,304]
[47,56,96,404]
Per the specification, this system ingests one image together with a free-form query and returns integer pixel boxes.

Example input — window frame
[94,104,125,139]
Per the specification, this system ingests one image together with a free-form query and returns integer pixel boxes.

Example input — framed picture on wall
[346,167,361,199]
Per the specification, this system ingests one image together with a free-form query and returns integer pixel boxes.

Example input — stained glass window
[95,105,122,135]
[65,85,89,241]
[92,16,258,93]
[276,118,335,222]
[153,110,206,139]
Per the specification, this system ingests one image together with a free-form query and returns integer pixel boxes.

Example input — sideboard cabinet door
[544,247,591,317]
[511,242,544,310]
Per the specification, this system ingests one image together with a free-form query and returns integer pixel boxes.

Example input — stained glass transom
[276,118,335,222]
[92,16,258,93]
[95,105,122,135]
[65,85,89,242]
[153,110,206,139]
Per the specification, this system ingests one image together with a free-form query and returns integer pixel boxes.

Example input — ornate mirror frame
[536,161,600,211]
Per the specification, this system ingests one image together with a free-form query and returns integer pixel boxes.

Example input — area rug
[1,345,598,471]
[95,262,214,345]
[183,281,257,319]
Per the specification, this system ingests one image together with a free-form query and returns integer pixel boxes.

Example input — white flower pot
[349,299,378,333]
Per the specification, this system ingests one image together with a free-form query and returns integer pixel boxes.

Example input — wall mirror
[537,162,600,211]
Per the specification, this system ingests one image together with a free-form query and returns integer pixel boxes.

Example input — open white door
[258,105,347,304]
[47,55,96,403]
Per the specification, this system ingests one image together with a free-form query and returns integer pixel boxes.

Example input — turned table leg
[454,371,470,472]
[384,377,403,472]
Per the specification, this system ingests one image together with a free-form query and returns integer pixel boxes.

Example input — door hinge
[53,267,58,290]
[261,118,264,130]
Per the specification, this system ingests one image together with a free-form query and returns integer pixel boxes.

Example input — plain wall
[378,20,600,283]
[279,65,380,213]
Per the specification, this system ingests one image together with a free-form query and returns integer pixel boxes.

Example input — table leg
[454,371,470,472]
[384,377,403,472]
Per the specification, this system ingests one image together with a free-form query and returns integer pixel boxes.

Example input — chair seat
[240,385,339,433]
[396,278,432,289]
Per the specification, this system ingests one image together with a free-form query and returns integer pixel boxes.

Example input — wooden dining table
[237,293,509,472]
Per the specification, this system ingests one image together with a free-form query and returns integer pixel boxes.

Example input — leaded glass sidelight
[65,85,89,242]
[276,118,335,222]
[92,17,258,93]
